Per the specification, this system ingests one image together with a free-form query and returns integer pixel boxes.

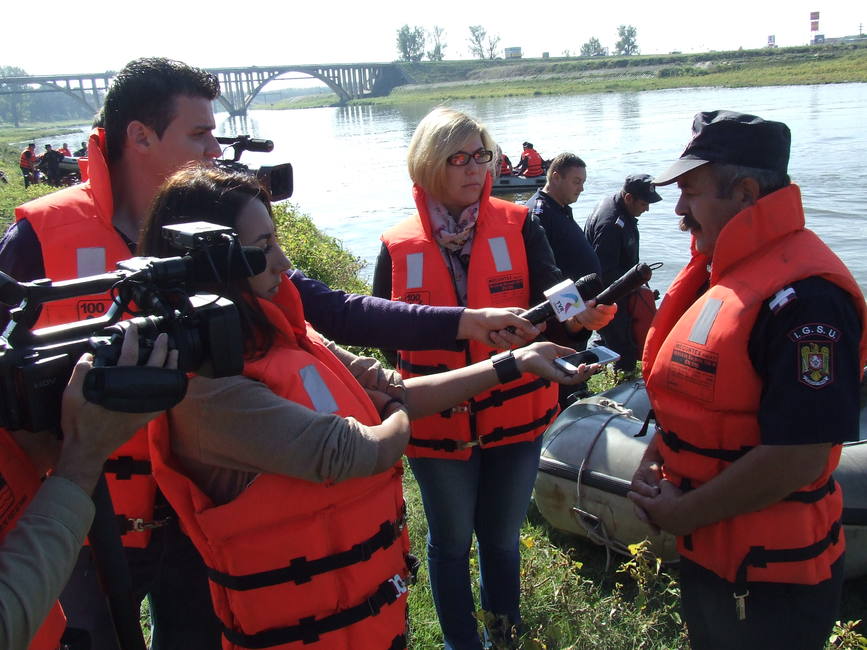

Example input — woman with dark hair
[140,164,598,650]
[373,107,614,649]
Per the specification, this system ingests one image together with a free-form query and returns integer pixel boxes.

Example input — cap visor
[648,189,663,203]
[653,158,709,186]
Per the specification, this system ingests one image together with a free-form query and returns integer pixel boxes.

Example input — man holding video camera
[0,326,175,650]
[0,57,543,648]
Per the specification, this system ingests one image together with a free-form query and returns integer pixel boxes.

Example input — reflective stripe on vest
[406,253,424,289]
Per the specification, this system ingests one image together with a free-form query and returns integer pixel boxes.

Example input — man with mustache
[628,111,866,649]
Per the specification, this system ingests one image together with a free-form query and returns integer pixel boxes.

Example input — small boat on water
[491,174,546,196]
[533,379,867,579]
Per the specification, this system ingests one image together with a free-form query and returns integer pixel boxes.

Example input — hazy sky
[3,0,863,76]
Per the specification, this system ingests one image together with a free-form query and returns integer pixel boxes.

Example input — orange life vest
[0,428,67,650]
[643,184,867,586]
[13,129,155,549]
[381,176,559,460]
[499,155,512,176]
[520,149,543,177]
[149,277,410,649]
[20,149,36,169]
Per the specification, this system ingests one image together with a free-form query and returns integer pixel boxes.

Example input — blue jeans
[409,436,544,650]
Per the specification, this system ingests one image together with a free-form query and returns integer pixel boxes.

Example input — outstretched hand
[565,300,617,333]
[514,341,601,385]
[457,307,542,349]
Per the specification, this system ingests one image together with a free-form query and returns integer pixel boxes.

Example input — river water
[42,83,867,294]
[216,82,867,296]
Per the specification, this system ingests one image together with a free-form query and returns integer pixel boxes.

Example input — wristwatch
[491,350,522,384]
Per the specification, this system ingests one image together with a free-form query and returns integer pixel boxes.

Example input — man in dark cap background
[628,110,866,649]
[584,173,662,369]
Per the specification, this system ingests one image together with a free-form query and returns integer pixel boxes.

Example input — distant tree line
[395,24,641,63]
[395,25,506,62]
[0,66,94,127]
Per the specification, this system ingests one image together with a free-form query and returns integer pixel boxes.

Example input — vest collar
[708,184,804,285]
[80,128,115,228]
[412,172,494,240]
[250,275,310,352]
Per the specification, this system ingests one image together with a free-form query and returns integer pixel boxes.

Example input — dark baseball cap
[653,110,791,186]
[623,173,662,203]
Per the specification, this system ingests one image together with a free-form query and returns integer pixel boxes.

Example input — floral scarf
[426,196,480,305]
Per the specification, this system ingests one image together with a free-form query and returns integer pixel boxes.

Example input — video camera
[0,223,266,433]
[216,135,293,201]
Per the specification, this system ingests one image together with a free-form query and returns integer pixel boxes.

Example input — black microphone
[595,262,654,305]
[518,273,604,325]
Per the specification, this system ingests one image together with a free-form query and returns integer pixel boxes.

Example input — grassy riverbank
[259,41,867,109]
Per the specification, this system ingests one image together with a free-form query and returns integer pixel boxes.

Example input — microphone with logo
[515,262,658,328]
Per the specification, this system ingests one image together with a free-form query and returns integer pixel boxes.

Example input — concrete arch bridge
[0,63,409,117]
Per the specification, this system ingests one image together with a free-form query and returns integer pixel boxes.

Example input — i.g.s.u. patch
[788,322,840,389]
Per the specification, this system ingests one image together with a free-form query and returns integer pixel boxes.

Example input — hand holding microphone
[518,262,658,332]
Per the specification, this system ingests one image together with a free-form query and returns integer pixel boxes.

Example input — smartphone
[553,346,621,375]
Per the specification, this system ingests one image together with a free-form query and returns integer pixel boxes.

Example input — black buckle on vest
[208,514,405,591]
[658,428,752,463]
[479,406,558,446]
[103,456,151,480]
[220,574,407,648]
[784,477,836,504]
[733,520,842,591]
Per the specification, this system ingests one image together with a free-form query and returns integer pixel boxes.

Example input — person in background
[525,153,602,403]
[73,141,87,157]
[37,144,63,186]
[584,173,662,370]
[374,107,614,649]
[629,110,866,649]
[499,151,513,176]
[139,164,597,650]
[0,326,176,650]
[0,57,542,649]
[19,143,37,188]
[58,143,72,157]
[513,141,544,177]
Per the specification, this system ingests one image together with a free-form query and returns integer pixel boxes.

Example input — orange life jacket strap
[734,520,842,590]
[208,513,406,590]
[408,436,477,453]
[221,575,409,647]
[659,427,753,463]
[480,405,559,445]
[397,356,450,376]
[103,456,151,479]
[471,377,551,412]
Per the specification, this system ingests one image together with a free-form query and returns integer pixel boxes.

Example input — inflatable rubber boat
[534,379,867,578]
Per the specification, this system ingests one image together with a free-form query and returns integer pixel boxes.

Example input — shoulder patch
[615,217,625,228]
[788,323,840,390]
[798,341,834,388]
[768,286,797,314]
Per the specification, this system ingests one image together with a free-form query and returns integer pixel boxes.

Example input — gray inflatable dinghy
[534,380,867,578]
